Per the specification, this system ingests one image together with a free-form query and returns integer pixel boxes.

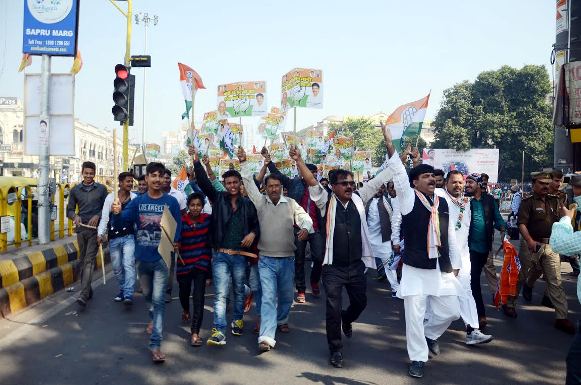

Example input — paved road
[0,258,578,385]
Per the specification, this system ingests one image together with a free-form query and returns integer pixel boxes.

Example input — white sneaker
[466,329,493,345]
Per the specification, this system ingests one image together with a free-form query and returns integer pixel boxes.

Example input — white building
[0,97,138,183]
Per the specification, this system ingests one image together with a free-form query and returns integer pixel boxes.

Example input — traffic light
[112,64,135,125]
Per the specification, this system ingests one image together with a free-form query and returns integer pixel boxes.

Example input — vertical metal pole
[38,55,51,244]
[293,107,297,133]
[521,150,525,189]
[123,0,132,171]
[141,22,147,149]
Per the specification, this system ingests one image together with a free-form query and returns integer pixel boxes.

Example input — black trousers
[294,230,324,292]
[322,261,367,353]
[177,268,207,334]
[470,250,489,318]
[567,321,581,385]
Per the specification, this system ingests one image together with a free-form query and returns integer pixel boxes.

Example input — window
[12,129,18,143]
[0,125,3,144]
[19,130,23,143]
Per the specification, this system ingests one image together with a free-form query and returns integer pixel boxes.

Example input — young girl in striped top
[177,193,212,346]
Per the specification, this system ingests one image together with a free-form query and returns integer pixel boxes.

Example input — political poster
[275,159,294,177]
[245,154,265,174]
[282,132,302,148]
[208,148,223,174]
[201,111,220,135]
[217,81,267,117]
[332,136,354,161]
[220,158,240,175]
[269,142,286,163]
[218,122,242,158]
[352,151,373,172]
[422,148,500,183]
[281,68,323,110]
[258,107,286,141]
[145,143,161,160]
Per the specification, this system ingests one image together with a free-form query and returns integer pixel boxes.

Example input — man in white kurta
[386,150,462,379]
[434,171,492,345]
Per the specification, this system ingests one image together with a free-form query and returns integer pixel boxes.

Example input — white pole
[38,55,51,244]
[141,22,147,149]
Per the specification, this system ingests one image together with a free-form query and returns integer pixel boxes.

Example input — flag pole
[239,116,243,148]
[293,107,297,133]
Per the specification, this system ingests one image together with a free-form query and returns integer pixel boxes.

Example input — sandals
[296,292,306,304]
[151,349,166,363]
[190,334,204,347]
[146,321,153,335]
[182,311,191,323]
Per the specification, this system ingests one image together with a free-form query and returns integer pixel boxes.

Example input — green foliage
[168,149,189,175]
[432,65,553,181]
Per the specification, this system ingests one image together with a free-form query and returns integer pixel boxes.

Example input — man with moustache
[435,171,492,345]
[383,125,462,379]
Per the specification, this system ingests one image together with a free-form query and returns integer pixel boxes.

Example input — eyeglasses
[334,181,356,187]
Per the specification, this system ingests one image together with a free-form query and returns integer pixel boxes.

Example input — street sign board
[0,145,11,153]
[0,97,17,107]
[22,0,80,56]
[131,55,151,67]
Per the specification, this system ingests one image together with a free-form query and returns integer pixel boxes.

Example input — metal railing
[0,181,74,253]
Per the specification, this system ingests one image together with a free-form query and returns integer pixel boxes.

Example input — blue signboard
[22,0,79,57]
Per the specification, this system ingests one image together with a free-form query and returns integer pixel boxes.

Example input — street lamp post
[134,12,159,152]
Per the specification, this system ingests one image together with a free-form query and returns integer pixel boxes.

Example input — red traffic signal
[115,64,128,80]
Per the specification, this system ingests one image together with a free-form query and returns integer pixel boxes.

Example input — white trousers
[457,261,480,329]
[404,294,460,362]
[377,253,400,292]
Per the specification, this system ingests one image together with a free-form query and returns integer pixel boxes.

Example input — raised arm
[290,145,317,187]
[390,197,402,247]
[189,146,217,203]
[238,147,264,210]
[263,147,293,190]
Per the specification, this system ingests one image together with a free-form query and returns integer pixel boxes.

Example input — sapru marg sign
[564,61,581,128]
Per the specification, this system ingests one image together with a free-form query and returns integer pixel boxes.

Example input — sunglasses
[334,181,356,187]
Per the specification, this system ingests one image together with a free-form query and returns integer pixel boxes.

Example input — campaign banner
[275,159,294,177]
[332,136,354,161]
[282,132,302,148]
[245,154,265,174]
[23,0,80,56]
[422,148,500,183]
[352,151,373,172]
[258,107,286,141]
[208,148,223,174]
[217,81,267,117]
[186,129,214,156]
[201,111,220,135]
[220,158,240,175]
[268,142,286,163]
[281,68,323,110]
[145,143,161,160]
[218,122,242,158]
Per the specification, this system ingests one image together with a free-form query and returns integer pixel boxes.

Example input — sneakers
[207,328,227,346]
[296,291,306,303]
[311,282,321,297]
[329,351,343,368]
[408,361,425,378]
[426,337,440,356]
[123,297,133,306]
[231,320,244,336]
[113,292,123,302]
[466,329,493,345]
[555,319,576,335]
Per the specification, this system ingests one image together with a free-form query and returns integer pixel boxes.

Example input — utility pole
[109,0,132,170]
[134,12,159,152]
[38,55,51,244]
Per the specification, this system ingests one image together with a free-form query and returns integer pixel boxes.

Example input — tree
[168,149,189,175]
[432,65,553,181]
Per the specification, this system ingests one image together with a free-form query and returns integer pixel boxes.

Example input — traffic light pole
[38,55,51,244]
[109,0,132,170]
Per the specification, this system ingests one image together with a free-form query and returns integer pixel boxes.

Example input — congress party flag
[178,63,205,120]
[171,166,189,191]
[217,81,267,117]
[385,93,430,149]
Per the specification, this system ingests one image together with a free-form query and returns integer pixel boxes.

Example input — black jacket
[194,161,260,251]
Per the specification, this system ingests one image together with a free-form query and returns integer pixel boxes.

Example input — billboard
[217,81,267,117]
[422,148,500,183]
[22,0,80,56]
[281,68,323,110]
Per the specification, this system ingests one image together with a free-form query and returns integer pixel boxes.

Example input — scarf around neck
[414,189,441,259]
[444,188,469,230]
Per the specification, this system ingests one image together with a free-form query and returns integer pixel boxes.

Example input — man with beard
[433,169,445,189]
[383,125,462,379]
[464,173,505,328]
[436,171,492,345]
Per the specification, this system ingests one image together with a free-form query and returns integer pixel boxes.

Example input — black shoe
[408,361,425,378]
[522,284,532,302]
[329,351,343,368]
[88,287,93,300]
[341,313,352,338]
[541,296,554,308]
[76,298,87,309]
[426,337,440,356]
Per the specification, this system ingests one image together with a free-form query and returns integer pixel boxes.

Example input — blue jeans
[249,263,262,315]
[258,256,295,347]
[212,252,247,334]
[109,235,136,299]
[139,258,169,350]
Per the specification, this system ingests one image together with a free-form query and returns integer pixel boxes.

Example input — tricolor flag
[171,165,190,192]
[385,93,430,149]
[18,54,31,72]
[178,63,205,120]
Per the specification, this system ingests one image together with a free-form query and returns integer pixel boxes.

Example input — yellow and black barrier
[0,239,110,317]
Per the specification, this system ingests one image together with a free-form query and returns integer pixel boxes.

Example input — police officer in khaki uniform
[550,169,568,206]
[503,172,575,334]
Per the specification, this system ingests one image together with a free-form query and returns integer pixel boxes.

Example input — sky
[0,0,556,148]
